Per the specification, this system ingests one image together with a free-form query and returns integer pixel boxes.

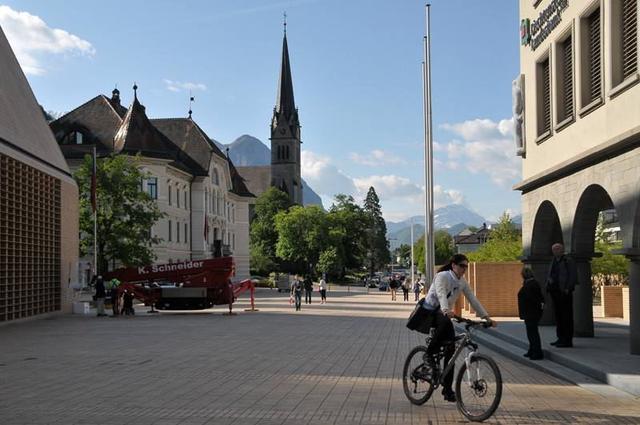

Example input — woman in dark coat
[518,267,545,360]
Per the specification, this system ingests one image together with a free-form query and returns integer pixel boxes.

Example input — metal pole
[410,218,415,285]
[422,4,435,287]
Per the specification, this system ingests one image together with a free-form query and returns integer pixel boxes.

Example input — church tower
[270,21,302,205]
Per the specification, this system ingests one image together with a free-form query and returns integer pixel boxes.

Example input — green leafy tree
[467,212,522,262]
[275,205,329,275]
[327,194,368,276]
[592,213,628,281]
[317,247,343,279]
[413,230,454,274]
[394,244,412,268]
[363,187,390,275]
[249,187,291,274]
[75,154,164,273]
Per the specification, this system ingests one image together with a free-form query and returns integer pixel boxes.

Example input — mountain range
[386,206,521,248]
[215,135,324,207]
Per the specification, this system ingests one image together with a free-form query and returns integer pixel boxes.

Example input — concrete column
[573,257,594,337]
[627,257,640,355]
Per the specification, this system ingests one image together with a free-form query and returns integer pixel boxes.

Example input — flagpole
[410,218,415,285]
[93,146,98,276]
[422,4,435,287]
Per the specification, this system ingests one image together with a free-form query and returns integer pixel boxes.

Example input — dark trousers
[426,311,455,392]
[524,319,542,356]
[294,292,302,310]
[402,288,409,301]
[550,290,573,344]
[320,289,327,302]
[111,297,119,316]
[305,289,312,304]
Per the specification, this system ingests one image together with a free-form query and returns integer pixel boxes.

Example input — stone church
[237,28,303,205]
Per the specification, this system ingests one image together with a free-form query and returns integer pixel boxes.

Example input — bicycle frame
[436,326,480,387]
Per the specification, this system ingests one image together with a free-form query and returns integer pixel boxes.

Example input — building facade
[237,29,303,205]
[51,88,253,280]
[0,27,79,322]
[516,0,640,354]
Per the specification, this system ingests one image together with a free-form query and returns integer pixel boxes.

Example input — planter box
[602,286,625,318]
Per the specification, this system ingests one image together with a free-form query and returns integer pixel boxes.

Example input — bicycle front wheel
[455,354,502,422]
[402,346,435,405]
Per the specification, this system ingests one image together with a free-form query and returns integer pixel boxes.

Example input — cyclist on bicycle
[422,254,496,402]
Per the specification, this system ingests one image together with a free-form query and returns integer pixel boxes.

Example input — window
[177,221,180,243]
[536,54,552,140]
[168,220,172,242]
[75,132,83,145]
[184,190,188,210]
[580,6,602,110]
[177,188,180,208]
[147,177,158,199]
[184,223,188,244]
[168,184,172,206]
[555,34,574,126]
[611,0,638,92]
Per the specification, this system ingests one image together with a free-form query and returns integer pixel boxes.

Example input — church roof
[236,165,271,199]
[0,27,70,174]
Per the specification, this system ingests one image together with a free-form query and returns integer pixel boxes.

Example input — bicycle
[402,315,502,422]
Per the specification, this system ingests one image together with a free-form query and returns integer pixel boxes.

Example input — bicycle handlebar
[452,315,492,328]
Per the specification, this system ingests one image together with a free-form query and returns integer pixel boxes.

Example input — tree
[317,247,343,279]
[249,187,291,274]
[363,187,390,275]
[75,154,164,273]
[274,205,329,275]
[394,244,412,268]
[434,230,455,265]
[467,212,522,262]
[327,194,368,276]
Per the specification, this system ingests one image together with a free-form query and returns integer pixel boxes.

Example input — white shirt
[318,279,327,290]
[424,270,488,318]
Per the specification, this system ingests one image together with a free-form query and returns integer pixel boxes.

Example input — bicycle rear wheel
[402,346,435,405]
[455,354,502,422]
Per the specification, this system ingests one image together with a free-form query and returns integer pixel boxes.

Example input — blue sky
[1,0,521,222]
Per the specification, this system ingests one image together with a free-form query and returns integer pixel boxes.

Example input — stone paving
[0,288,639,425]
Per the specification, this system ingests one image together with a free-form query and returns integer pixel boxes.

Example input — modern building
[516,0,640,354]
[50,87,253,280]
[0,27,79,322]
[237,28,303,206]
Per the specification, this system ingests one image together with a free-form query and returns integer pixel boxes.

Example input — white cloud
[354,175,421,199]
[349,149,406,166]
[163,79,207,93]
[440,118,521,187]
[301,151,358,198]
[0,5,95,75]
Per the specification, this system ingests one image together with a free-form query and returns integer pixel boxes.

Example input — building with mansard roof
[50,86,253,280]
[237,29,303,206]
[0,26,79,322]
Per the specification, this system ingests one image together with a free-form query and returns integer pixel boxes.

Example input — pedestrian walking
[291,276,303,311]
[402,277,410,301]
[93,275,107,317]
[304,275,313,304]
[109,278,120,316]
[121,289,135,315]
[413,278,422,301]
[390,277,398,301]
[518,267,544,360]
[318,276,327,304]
[546,243,578,347]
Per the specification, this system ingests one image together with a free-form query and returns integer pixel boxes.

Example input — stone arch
[572,184,615,256]
[531,200,563,257]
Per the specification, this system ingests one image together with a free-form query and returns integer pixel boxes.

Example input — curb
[460,325,637,399]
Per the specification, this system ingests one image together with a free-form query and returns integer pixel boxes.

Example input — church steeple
[275,32,296,121]
[270,18,302,206]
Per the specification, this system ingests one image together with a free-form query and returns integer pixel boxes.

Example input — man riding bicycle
[422,254,496,402]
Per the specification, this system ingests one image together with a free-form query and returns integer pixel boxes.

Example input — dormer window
[61,130,85,145]
[213,168,219,185]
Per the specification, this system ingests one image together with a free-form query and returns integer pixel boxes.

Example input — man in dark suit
[547,243,578,347]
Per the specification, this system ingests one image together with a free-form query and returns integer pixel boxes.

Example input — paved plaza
[1,289,639,425]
